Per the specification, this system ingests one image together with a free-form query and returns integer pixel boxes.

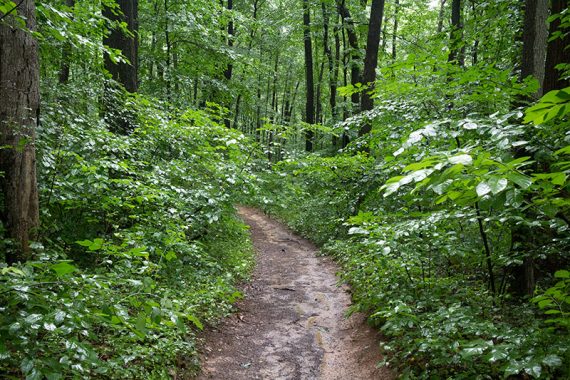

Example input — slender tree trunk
[322,2,336,123]
[316,59,326,124]
[234,94,241,129]
[303,0,315,152]
[0,0,40,263]
[448,0,463,66]
[437,0,447,34]
[164,0,172,104]
[391,0,399,62]
[543,0,570,93]
[337,0,361,109]
[359,0,385,136]
[59,0,75,84]
[224,0,234,81]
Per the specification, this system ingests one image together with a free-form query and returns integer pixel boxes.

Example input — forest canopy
[0,0,569,378]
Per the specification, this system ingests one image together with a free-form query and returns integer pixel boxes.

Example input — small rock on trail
[195,207,393,380]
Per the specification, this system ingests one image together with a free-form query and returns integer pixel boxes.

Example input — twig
[0,0,25,23]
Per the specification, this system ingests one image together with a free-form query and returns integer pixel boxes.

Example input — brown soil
[195,207,394,380]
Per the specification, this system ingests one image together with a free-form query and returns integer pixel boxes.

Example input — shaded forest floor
[195,207,393,379]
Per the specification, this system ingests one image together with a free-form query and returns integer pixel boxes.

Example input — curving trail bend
[196,207,394,380]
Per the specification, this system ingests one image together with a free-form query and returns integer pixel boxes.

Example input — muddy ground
[195,207,393,380]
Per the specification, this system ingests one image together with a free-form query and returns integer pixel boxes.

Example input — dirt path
[196,207,393,380]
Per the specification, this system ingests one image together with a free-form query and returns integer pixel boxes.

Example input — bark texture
[520,0,548,98]
[0,0,41,263]
[103,0,139,93]
[448,0,463,66]
[543,0,570,93]
[359,0,385,136]
[303,0,315,152]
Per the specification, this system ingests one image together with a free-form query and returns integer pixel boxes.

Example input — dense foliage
[249,88,570,378]
[1,86,256,378]
[1,0,569,378]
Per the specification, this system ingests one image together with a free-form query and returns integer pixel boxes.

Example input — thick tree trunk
[543,0,570,93]
[511,0,553,297]
[0,0,40,263]
[103,0,139,133]
[303,0,315,152]
[103,0,139,93]
[359,0,385,136]
[521,0,548,98]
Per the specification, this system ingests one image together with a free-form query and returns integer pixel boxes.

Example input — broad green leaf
[507,173,532,189]
[488,177,508,195]
[554,270,570,279]
[449,154,472,165]
[50,262,78,276]
[187,314,204,330]
[476,182,491,197]
[542,354,562,367]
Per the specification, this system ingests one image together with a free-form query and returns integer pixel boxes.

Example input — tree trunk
[163,0,171,104]
[224,0,234,81]
[543,0,570,93]
[103,0,139,133]
[322,2,336,123]
[510,0,550,297]
[103,0,138,93]
[0,0,40,263]
[448,0,463,66]
[59,0,76,84]
[303,0,315,152]
[359,0,385,136]
[437,0,447,34]
[391,0,399,62]
[337,0,361,109]
[521,0,548,98]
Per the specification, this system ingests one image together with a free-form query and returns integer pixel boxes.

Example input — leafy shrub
[0,86,256,379]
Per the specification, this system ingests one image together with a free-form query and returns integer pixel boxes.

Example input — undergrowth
[247,91,570,379]
[0,84,256,379]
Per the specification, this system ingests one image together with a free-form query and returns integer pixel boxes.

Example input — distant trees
[0,0,40,263]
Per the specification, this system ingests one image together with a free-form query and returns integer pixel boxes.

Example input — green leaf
[544,309,562,315]
[50,262,78,276]
[554,270,570,279]
[449,154,472,165]
[476,182,491,197]
[507,173,532,189]
[135,312,147,337]
[488,176,508,195]
[542,354,562,368]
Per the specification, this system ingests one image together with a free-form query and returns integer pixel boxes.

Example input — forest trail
[196,207,393,380]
